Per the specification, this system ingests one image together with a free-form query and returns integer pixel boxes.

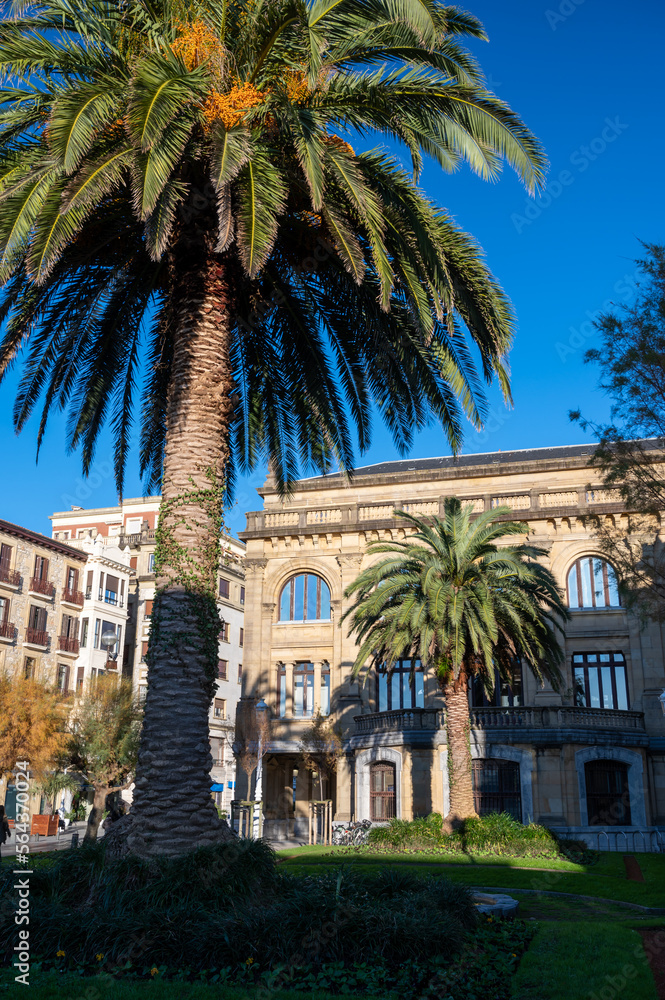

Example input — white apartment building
[51,499,245,811]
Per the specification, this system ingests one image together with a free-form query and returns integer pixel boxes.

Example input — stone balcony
[352,705,648,747]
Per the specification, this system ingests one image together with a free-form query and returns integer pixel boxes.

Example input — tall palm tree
[0,0,546,855]
[343,499,568,824]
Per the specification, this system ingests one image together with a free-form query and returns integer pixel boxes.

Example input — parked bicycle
[331,819,372,846]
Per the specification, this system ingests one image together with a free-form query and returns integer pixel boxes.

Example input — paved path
[1,820,102,857]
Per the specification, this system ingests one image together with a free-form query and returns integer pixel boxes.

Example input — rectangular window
[321,668,331,717]
[138,684,147,702]
[125,517,142,533]
[66,566,79,591]
[76,666,85,693]
[130,557,138,572]
[219,578,230,599]
[376,659,426,711]
[214,698,226,719]
[240,586,245,605]
[573,652,629,711]
[94,619,101,648]
[34,555,49,580]
[28,604,47,631]
[293,662,314,718]
[218,659,228,680]
[86,570,93,599]
[239,627,244,647]
[148,553,155,573]
[57,663,69,694]
[0,596,8,623]
[23,656,35,679]
[145,599,153,618]
[238,663,243,682]
[141,641,149,661]
[219,622,229,642]
[0,543,11,570]
[471,661,523,708]
[104,575,119,605]
[61,614,77,639]
[279,665,286,717]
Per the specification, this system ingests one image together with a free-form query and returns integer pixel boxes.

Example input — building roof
[0,518,88,560]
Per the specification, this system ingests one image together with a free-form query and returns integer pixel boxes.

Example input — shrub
[0,839,477,974]
[365,811,596,861]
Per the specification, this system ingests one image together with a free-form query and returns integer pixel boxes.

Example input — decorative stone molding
[586,488,622,504]
[265,512,299,527]
[307,508,342,524]
[244,558,268,573]
[356,746,402,820]
[491,495,530,510]
[574,746,646,827]
[539,491,578,508]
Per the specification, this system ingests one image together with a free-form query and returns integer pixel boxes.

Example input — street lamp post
[253,698,268,839]
[100,629,118,671]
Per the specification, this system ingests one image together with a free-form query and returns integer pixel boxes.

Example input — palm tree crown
[344,498,568,690]
[0,0,546,494]
[343,498,569,823]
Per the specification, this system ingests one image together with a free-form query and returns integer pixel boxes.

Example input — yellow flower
[245,956,254,966]
[56,950,65,958]
[150,967,159,977]
[512,953,517,958]
[96,953,104,961]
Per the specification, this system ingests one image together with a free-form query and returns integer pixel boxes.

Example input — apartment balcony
[354,708,445,735]
[0,566,21,589]
[29,577,55,600]
[24,627,48,648]
[62,588,84,608]
[0,621,16,643]
[58,636,80,655]
[353,705,647,747]
[469,705,645,733]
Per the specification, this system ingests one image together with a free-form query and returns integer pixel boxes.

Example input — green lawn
[276,847,665,908]
[511,922,658,1000]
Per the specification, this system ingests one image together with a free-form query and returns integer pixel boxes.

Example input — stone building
[0,518,87,691]
[238,444,665,849]
[50,498,246,811]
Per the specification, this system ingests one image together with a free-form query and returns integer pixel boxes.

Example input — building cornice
[0,519,87,560]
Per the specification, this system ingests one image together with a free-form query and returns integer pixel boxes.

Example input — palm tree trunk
[443,668,478,826]
[127,220,236,858]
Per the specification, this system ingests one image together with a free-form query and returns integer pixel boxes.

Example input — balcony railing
[0,566,20,587]
[29,577,54,598]
[25,627,48,647]
[0,621,15,640]
[58,636,80,654]
[62,588,84,607]
[354,705,646,736]
[469,705,645,732]
[354,708,445,734]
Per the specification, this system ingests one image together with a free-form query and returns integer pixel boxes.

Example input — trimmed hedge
[366,812,597,863]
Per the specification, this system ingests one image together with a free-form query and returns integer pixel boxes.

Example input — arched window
[376,659,425,712]
[279,574,331,621]
[567,557,620,609]
[472,759,521,821]
[585,760,631,826]
[370,762,396,820]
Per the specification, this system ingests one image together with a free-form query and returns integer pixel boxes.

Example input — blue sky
[1,0,663,537]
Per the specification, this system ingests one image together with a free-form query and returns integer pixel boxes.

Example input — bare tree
[299,712,343,801]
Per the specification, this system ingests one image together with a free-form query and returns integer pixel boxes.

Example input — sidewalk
[2,820,101,857]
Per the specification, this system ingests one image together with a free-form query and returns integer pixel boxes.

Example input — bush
[365,812,597,862]
[0,840,477,975]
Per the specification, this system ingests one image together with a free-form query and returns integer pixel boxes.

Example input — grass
[276,847,665,908]
[511,922,658,999]
[0,969,362,998]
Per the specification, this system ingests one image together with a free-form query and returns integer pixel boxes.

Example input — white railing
[358,505,396,521]
[586,488,622,504]
[306,508,342,524]
[265,512,300,527]
[491,495,531,510]
[539,491,578,507]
